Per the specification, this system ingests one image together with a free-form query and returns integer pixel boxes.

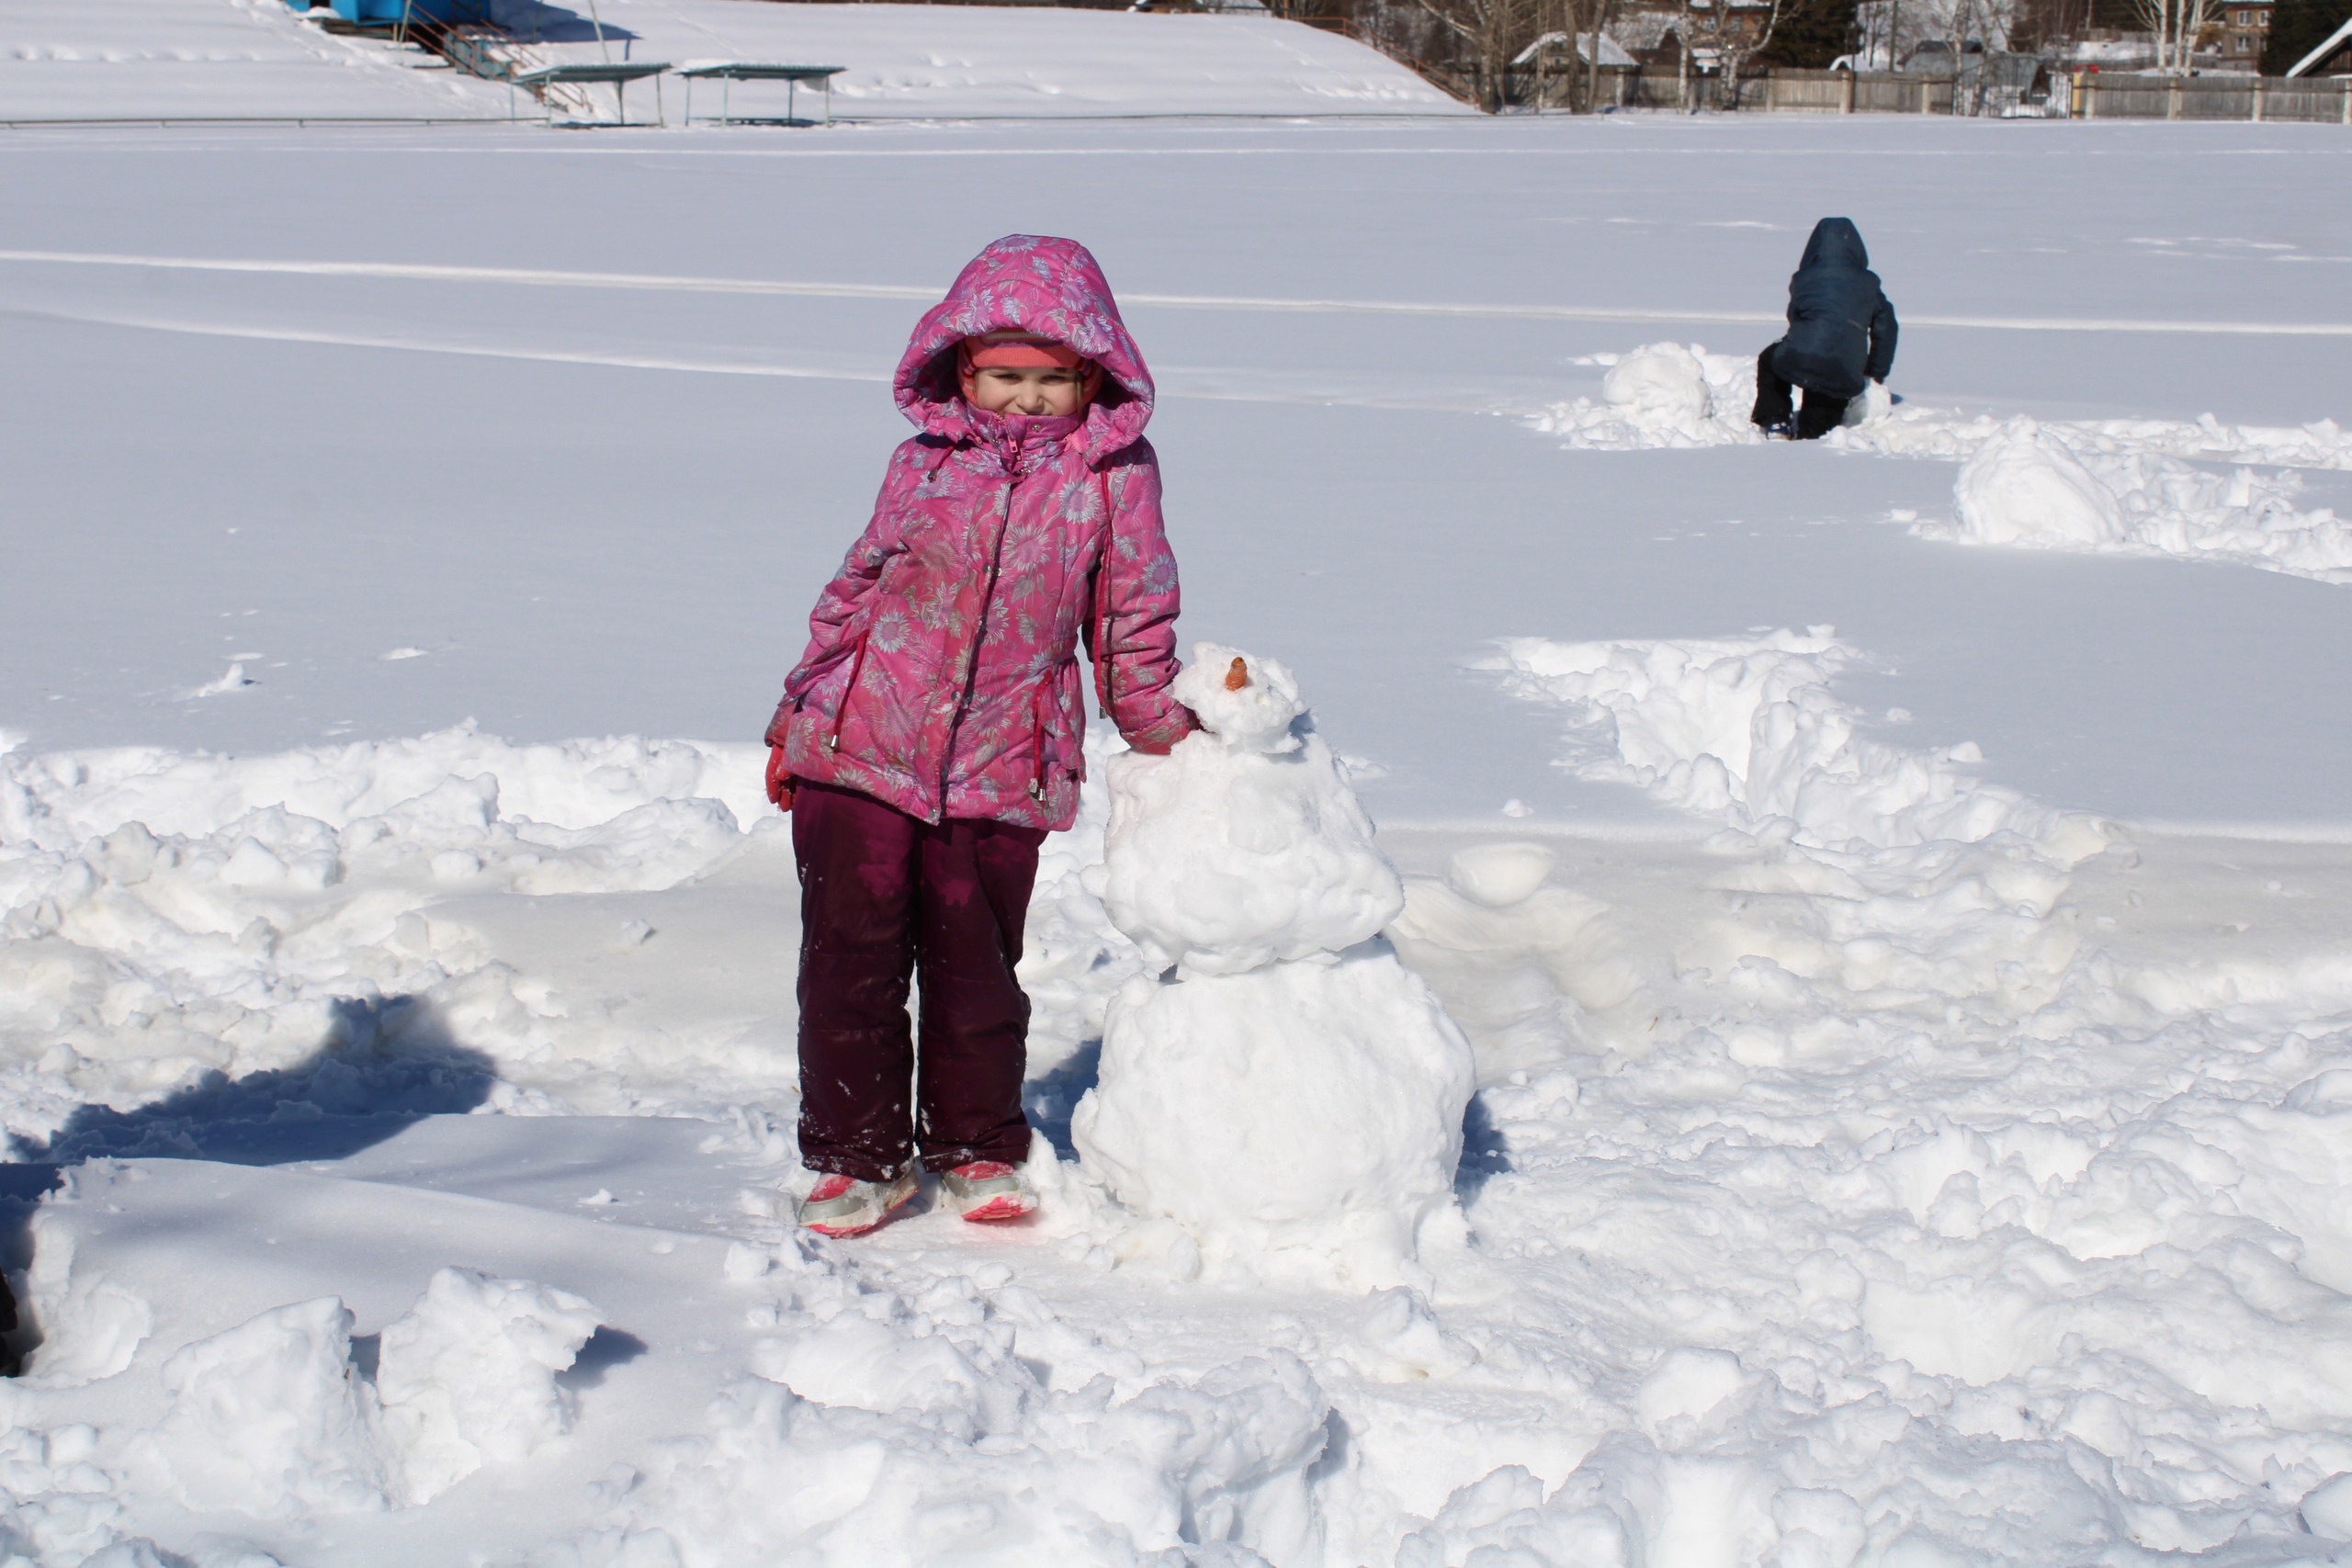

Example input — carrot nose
[1224,657,1250,692]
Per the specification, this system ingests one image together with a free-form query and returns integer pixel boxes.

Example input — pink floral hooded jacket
[765,235,1194,833]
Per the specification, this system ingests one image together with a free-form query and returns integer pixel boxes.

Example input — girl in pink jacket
[764,234,1194,1238]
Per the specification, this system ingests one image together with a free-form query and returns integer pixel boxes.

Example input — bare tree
[2130,0,2220,68]
[1419,0,1544,107]
[1571,0,1624,109]
[1673,0,1789,107]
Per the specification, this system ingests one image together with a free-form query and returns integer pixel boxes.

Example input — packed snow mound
[1095,645,1402,978]
[141,1269,597,1520]
[1077,645,1473,1287]
[374,1267,603,1504]
[1940,416,2352,582]
[1541,343,1761,448]
[1600,343,1717,429]
[1077,953,1474,1285]
[151,1297,394,1519]
[1952,417,2126,545]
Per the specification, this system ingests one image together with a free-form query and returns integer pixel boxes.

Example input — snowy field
[5,109,2352,1568]
[0,0,1459,122]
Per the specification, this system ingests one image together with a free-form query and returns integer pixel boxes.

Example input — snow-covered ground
[0,0,1459,122]
[6,110,2352,1567]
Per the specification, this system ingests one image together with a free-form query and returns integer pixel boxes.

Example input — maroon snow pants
[791,781,1046,1182]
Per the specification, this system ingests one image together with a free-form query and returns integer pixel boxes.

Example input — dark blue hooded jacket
[1770,218,1897,401]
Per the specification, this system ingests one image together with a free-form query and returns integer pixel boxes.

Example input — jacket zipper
[936,474,1018,808]
[826,627,871,753]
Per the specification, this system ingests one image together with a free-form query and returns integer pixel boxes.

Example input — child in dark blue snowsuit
[1750,218,1899,441]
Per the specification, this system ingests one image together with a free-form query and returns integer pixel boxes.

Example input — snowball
[1073,949,1473,1284]
[1842,377,1894,428]
[1444,842,1556,908]
[1099,643,1402,976]
[375,1267,603,1504]
[153,1296,393,1518]
[1602,343,1714,428]
[1953,418,2125,546]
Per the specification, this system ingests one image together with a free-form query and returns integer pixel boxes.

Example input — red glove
[764,746,796,812]
[1121,714,1201,757]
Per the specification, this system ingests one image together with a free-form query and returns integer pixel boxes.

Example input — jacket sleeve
[1090,445,1197,754]
[1866,293,1898,383]
[763,446,918,746]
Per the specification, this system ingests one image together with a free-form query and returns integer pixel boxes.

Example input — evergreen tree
[1759,0,1860,65]
[2264,0,2352,72]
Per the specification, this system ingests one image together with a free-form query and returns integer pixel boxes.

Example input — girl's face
[962,363,1097,419]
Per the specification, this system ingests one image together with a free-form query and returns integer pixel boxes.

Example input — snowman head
[1171,643,1305,754]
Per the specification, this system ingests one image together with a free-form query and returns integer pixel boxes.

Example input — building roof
[2289,13,2352,73]
[1512,29,1638,65]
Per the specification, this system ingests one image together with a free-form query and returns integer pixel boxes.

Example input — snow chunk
[2304,1472,2352,1540]
[1941,416,2352,582]
[1954,417,2127,545]
[375,1267,603,1504]
[153,1297,392,1518]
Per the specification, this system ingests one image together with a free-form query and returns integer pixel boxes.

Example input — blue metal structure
[288,0,493,27]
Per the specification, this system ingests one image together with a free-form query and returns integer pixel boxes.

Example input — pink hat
[961,331,1087,371]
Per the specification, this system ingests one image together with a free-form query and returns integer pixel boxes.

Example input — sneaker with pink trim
[796,1168,917,1238]
[943,1160,1036,1223]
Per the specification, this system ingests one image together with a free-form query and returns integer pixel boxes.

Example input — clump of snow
[374,1267,603,1504]
[141,1270,598,1520]
[589,1236,1332,1564]
[19,1211,154,1387]
[2305,1473,2352,1540]
[1540,342,1759,448]
[1074,645,1474,1287]
[151,1297,393,1518]
[1951,417,2125,545]
[1941,416,2352,581]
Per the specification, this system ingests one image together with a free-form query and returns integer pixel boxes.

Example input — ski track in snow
[7,249,2352,335]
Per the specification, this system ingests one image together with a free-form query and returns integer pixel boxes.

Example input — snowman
[1070,644,1475,1286]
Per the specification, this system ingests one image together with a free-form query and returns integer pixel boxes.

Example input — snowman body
[1071,645,1474,1284]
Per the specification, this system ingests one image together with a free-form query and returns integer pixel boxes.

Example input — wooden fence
[1505,65,2352,120]
[2072,72,2352,120]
